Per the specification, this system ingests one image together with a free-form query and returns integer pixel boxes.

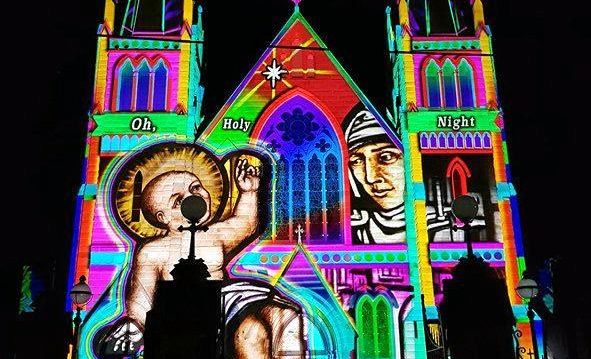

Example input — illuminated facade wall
[68,1,539,358]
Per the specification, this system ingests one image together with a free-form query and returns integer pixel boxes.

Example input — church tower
[67,0,203,355]
[389,0,540,357]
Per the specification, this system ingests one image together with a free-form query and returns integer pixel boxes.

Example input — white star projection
[262,58,289,89]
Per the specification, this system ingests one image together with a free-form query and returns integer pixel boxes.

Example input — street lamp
[516,276,540,359]
[178,195,209,262]
[450,194,479,258]
[70,275,92,359]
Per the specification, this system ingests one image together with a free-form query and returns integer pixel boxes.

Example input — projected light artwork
[68,0,539,358]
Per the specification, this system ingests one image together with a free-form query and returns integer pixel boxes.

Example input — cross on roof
[295,224,304,245]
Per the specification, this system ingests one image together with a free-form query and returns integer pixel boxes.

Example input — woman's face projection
[349,142,404,211]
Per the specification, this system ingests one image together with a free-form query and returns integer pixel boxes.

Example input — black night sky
[6,0,589,346]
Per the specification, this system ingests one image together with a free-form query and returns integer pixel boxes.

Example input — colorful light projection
[69,1,534,358]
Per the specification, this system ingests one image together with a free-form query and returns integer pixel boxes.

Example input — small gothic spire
[292,0,301,10]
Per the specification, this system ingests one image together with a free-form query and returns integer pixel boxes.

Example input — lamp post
[516,277,540,359]
[450,194,479,258]
[70,275,92,359]
[177,195,209,262]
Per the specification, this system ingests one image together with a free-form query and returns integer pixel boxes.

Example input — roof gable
[199,9,402,152]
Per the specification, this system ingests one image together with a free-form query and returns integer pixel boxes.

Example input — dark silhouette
[440,256,516,359]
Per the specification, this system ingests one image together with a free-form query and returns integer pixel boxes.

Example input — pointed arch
[474,132,482,148]
[116,60,134,111]
[275,155,290,241]
[374,296,394,358]
[120,135,130,151]
[456,132,464,148]
[458,58,476,108]
[251,88,350,244]
[429,132,437,148]
[420,133,429,148]
[438,133,447,148]
[356,295,376,358]
[355,294,395,359]
[325,153,341,243]
[447,133,455,148]
[153,60,169,111]
[442,59,458,108]
[482,132,491,148]
[425,60,442,107]
[135,60,151,111]
[101,136,111,152]
[446,157,472,198]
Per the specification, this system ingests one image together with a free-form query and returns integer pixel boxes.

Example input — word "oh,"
[130,117,157,132]
[222,118,251,132]
[436,115,476,131]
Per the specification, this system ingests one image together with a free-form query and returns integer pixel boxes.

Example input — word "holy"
[222,117,252,132]
[436,115,476,131]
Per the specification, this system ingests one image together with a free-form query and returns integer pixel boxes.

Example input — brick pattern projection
[68,1,538,358]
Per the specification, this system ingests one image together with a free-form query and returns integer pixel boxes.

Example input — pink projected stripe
[413,54,487,108]
[87,265,118,309]
[105,51,180,111]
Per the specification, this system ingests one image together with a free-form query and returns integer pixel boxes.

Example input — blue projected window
[153,62,168,111]
[325,154,340,242]
[117,61,134,111]
[260,95,344,243]
[458,60,475,108]
[136,62,151,111]
[292,157,306,229]
[425,61,441,108]
[442,61,458,108]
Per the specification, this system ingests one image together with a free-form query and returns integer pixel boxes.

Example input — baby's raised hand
[235,158,260,192]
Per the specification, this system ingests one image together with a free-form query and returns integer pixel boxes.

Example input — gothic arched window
[257,94,344,244]
[136,61,151,111]
[153,61,168,111]
[325,154,341,242]
[292,156,306,231]
[356,294,394,359]
[275,156,290,241]
[446,157,472,199]
[117,60,134,111]
[425,61,441,108]
[442,60,458,108]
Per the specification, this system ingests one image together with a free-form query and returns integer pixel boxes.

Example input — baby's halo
[112,142,228,241]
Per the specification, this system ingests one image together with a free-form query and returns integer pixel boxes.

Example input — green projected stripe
[407,109,500,132]
[92,113,188,136]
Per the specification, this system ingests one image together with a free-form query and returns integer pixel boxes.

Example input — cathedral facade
[68,1,539,358]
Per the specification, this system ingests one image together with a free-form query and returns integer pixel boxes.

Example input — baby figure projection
[100,143,303,358]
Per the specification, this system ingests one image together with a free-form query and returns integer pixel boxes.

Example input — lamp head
[180,195,208,223]
[516,277,539,300]
[70,275,92,307]
[451,194,479,224]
